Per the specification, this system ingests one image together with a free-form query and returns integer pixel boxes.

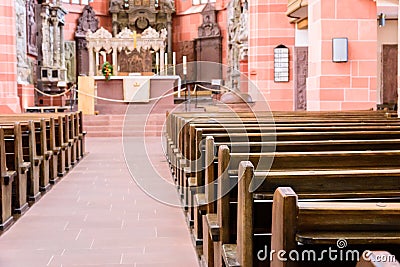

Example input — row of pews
[0,111,86,232]
[165,110,400,267]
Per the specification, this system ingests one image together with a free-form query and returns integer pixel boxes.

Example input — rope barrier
[75,87,187,103]
[34,87,71,97]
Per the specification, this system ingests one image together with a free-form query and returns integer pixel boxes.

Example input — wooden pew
[190,136,400,244]
[3,123,31,215]
[203,146,400,267]
[271,187,400,267]
[220,162,400,267]
[0,127,16,230]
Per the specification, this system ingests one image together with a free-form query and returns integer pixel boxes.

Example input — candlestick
[156,52,159,66]
[172,52,176,75]
[183,56,187,75]
[133,31,137,49]
[164,52,168,66]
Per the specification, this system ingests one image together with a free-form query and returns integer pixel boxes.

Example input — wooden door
[382,44,398,105]
[294,47,308,110]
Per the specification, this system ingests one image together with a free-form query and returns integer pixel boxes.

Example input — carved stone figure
[27,0,38,56]
[76,5,99,37]
[65,41,76,83]
[198,3,220,38]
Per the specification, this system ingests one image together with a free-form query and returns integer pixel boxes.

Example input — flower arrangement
[102,61,113,81]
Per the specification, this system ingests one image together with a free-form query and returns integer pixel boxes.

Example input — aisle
[0,137,199,267]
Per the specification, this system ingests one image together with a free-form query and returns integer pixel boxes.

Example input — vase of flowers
[102,61,113,81]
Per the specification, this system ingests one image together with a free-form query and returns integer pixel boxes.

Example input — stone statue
[27,0,38,55]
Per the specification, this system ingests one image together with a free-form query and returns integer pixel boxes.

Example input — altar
[78,75,180,115]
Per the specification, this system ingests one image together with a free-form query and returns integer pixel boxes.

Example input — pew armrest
[20,162,31,174]
[296,232,400,245]
[205,213,220,242]
[53,147,61,155]
[68,139,74,146]
[44,150,53,160]
[3,171,16,185]
[34,156,43,166]
[61,143,69,150]
[222,244,240,267]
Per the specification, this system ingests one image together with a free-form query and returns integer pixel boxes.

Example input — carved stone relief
[16,0,32,84]
[118,49,152,73]
[198,3,221,38]
[65,41,76,83]
[76,5,99,38]
[75,5,99,77]
[27,0,38,56]
[226,0,248,90]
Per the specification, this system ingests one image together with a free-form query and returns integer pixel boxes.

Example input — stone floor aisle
[0,137,199,267]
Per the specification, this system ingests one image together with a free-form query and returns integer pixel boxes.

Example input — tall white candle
[156,52,159,65]
[183,56,187,75]
[172,52,176,65]
[165,53,168,66]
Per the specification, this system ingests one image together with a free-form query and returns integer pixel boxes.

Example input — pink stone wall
[0,0,21,113]
[307,0,377,111]
[248,1,295,111]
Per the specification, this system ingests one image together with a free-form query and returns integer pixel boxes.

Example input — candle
[165,52,168,66]
[183,56,187,75]
[156,52,159,65]
[172,52,176,65]
[133,31,137,49]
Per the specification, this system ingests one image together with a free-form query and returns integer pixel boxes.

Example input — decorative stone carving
[141,26,160,38]
[27,0,38,56]
[109,0,174,52]
[195,3,222,81]
[118,49,152,73]
[36,2,68,91]
[75,5,99,77]
[65,41,76,83]
[76,5,99,38]
[226,0,248,90]
[198,3,221,38]
[16,0,32,84]
[86,27,167,75]
[87,27,113,39]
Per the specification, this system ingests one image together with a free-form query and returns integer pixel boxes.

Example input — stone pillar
[167,15,172,53]
[307,0,377,111]
[95,51,100,75]
[112,47,118,76]
[0,0,21,113]
[88,45,95,76]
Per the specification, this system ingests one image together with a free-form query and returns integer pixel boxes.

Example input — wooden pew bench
[215,163,400,267]
[189,136,400,245]
[0,127,17,231]
[270,187,400,267]
[3,123,31,216]
[202,147,400,267]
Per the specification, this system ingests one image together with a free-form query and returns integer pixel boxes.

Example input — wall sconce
[378,13,386,27]
[332,37,348,63]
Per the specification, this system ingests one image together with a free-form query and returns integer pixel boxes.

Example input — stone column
[52,17,60,67]
[167,14,172,53]
[95,51,99,75]
[112,47,118,76]
[0,0,21,113]
[88,45,95,76]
